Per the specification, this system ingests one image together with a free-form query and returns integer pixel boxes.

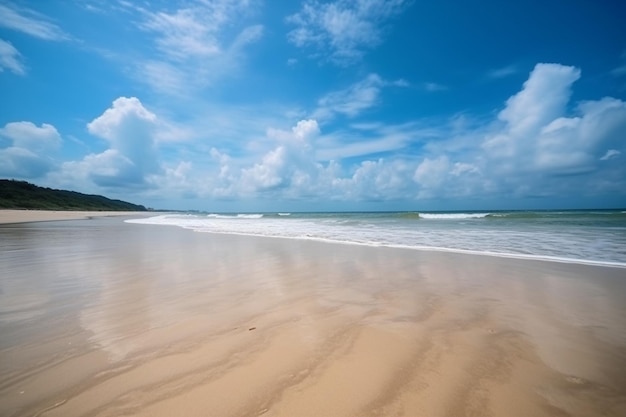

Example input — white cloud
[488,65,518,79]
[26,62,624,206]
[413,156,449,188]
[292,119,320,141]
[315,122,421,160]
[141,2,262,60]
[88,97,156,141]
[134,0,263,94]
[0,39,25,75]
[240,119,323,194]
[450,162,480,176]
[142,8,222,59]
[482,65,626,180]
[184,118,424,202]
[0,121,61,178]
[287,0,410,65]
[0,3,68,41]
[336,158,414,200]
[82,149,140,186]
[0,146,54,179]
[233,24,264,48]
[81,97,161,187]
[313,73,407,120]
[498,63,580,139]
[316,74,383,118]
[109,59,625,206]
[600,149,620,161]
[249,63,625,203]
[241,146,289,191]
[0,121,61,150]
[461,63,626,199]
[138,60,189,95]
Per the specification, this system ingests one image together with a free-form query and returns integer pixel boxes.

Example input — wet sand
[0,216,625,417]
[0,210,155,225]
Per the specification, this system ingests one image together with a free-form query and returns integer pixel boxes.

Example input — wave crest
[419,213,490,219]
[207,214,264,219]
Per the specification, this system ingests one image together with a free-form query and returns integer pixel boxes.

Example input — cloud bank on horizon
[1,0,625,210]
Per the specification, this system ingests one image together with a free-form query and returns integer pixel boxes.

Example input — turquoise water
[128,210,626,267]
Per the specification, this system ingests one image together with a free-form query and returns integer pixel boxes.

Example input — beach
[0,210,154,225]
[1,214,625,417]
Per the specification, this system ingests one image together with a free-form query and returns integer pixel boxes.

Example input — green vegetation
[0,179,147,211]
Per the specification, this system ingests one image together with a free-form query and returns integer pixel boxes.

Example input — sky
[1,0,626,212]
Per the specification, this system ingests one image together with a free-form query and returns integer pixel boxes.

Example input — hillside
[0,180,147,211]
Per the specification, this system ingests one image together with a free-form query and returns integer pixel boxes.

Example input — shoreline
[128,216,626,269]
[0,209,159,225]
[194,229,626,269]
[5,208,624,268]
[1,217,625,416]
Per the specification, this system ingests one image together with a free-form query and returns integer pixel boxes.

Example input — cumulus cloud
[422,63,626,199]
[79,97,161,187]
[0,39,25,75]
[292,119,321,140]
[0,121,61,150]
[482,64,626,180]
[33,63,624,206]
[287,0,410,65]
[0,147,55,178]
[412,156,483,199]
[498,64,580,139]
[80,150,142,187]
[333,158,414,201]
[240,119,323,194]
[226,63,626,203]
[0,121,62,178]
[413,156,450,189]
[88,97,156,141]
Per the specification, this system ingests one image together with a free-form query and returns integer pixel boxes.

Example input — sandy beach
[0,210,155,225]
[1,214,625,417]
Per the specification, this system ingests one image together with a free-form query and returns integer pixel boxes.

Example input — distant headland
[0,179,147,211]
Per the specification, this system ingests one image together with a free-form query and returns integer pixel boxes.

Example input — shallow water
[128,210,626,266]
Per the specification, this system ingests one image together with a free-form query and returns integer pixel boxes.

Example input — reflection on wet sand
[1,217,625,416]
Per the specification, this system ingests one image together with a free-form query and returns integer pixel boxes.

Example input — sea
[126,210,626,267]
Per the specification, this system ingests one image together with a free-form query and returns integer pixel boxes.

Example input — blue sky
[1,0,625,211]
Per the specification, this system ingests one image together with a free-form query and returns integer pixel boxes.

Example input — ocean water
[127,210,626,267]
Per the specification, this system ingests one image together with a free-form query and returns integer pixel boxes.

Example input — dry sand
[0,214,625,417]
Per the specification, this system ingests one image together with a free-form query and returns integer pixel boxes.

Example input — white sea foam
[126,213,626,267]
[206,213,264,219]
[419,212,490,219]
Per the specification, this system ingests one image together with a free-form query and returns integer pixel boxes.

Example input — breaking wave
[126,211,626,267]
